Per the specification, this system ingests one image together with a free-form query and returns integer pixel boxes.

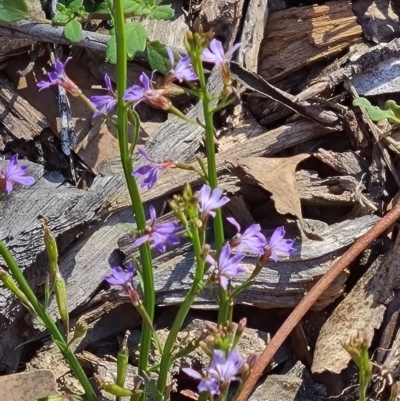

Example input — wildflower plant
[0,1,296,400]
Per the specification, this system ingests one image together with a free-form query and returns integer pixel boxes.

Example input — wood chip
[259,1,362,81]
[312,234,400,374]
[0,370,57,401]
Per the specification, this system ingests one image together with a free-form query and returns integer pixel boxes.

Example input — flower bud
[39,217,58,277]
[94,374,134,397]
[54,272,69,334]
[0,268,31,308]
[116,331,130,388]
[70,321,87,343]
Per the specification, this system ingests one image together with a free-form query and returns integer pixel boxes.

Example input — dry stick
[236,200,400,401]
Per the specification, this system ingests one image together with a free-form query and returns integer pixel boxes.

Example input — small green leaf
[3,0,29,14]
[67,0,83,13]
[123,0,144,14]
[0,1,29,22]
[56,3,67,11]
[353,97,399,123]
[63,19,83,43]
[385,100,400,123]
[147,40,171,75]
[52,11,71,24]
[93,1,110,13]
[148,4,174,20]
[125,22,147,59]
[106,35,117,64]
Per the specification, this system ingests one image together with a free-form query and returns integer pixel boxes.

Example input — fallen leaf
[229,154,310,219]
[0,370,57,401]
[312,234,400,374]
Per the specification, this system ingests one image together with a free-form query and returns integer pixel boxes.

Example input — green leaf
[352,97,400,123]
[67,0,83,13]
[0,1,29,22]
[3,0,29,14]
[63,19,83,43]
[52,11,71,24]
[123,0,143,14]
[385,100,400,123]
[147,40,171,75]
[106,22,146,64]
[148,4,174,20]
[93,1,110,13]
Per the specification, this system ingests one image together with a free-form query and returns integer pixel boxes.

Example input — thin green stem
[0,241,97,401]
[155,225,206,401]
[194,57,229,323]
[113,0,155,396]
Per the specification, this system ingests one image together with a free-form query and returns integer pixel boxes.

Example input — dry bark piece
[258,1,362,81]
[312,234,400,374]
[0,74,48,150]
[193,0,245,48]
[249,361,326,401]
[230,154,310,219]
[237,0,269,72]
[0,370,57,401]
[353,0,400,43]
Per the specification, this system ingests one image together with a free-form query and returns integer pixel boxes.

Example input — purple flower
[206,244,246,290]
[198,185,230,219]
[227,217,267,254]
[166,48,197,82]
[183,349,245,395]
[123,73,170,110]
[104,263,135,290]
[133,148,175,189]
[264,226,295,262]
[0,155,35,194]
[201,39,240,66]
[37,57,80,95]
[134,205,180,253]
[90,74,117,117]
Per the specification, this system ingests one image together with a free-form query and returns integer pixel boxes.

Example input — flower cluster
[183,349,245,395]
[0,155,35,194]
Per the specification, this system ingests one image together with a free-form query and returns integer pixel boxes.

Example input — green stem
[155,226,205,401]
[113,0,155,396]
[194,57,228,323]
[0,241,97,401]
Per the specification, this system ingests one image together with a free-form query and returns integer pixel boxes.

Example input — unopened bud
[39,216,59,277]
[246,353,258,368]
[199,341,213,358]
[0,268,31,308]
[116,330,130,388]
[70,321,87,343]
[55,273,69,329]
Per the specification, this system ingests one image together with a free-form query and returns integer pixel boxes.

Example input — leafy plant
[353,97,400,124]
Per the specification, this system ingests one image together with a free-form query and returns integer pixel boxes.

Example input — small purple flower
[90,74,117,117]
[227,217,267,255]
[104,263,135,290]
[201,39,240,66]
[123,73,170,110]
[206,244,246,290]
[0,155,35,194]
[134,205,180,253]
[198,185,230,219]
[166,48,197,83]
[183,349,245,395]
[37,57,80,95]
[133,148,175,190]
[264,226,295,262]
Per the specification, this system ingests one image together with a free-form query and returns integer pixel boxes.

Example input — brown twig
[236,200,400,401]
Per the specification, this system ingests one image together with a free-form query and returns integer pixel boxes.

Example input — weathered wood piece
[258,1,362,81]
[237,0,268,72]
[193,0,245,48]
[312,234,400,374]
[0,74,48,150]
[0,370,57,401]
[118,215,379,310]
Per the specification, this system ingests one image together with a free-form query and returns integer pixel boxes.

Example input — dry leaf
[229,154,310,219]
[0,370,57,401]
[312,234,400,374]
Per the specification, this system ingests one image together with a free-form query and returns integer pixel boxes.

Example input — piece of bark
[353,0,400,43]
[249,361,326,401]
[296,170,361,207]
[237,0,268,72]
[0,74,48,150]
[117,215,379,310]
[193,0,245,48]
[312,233,400,374]
[313,149,369,177]
[229,154,311,220]
[0,38,35,63]
[0,370,58,401]
[258,1,362,81]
